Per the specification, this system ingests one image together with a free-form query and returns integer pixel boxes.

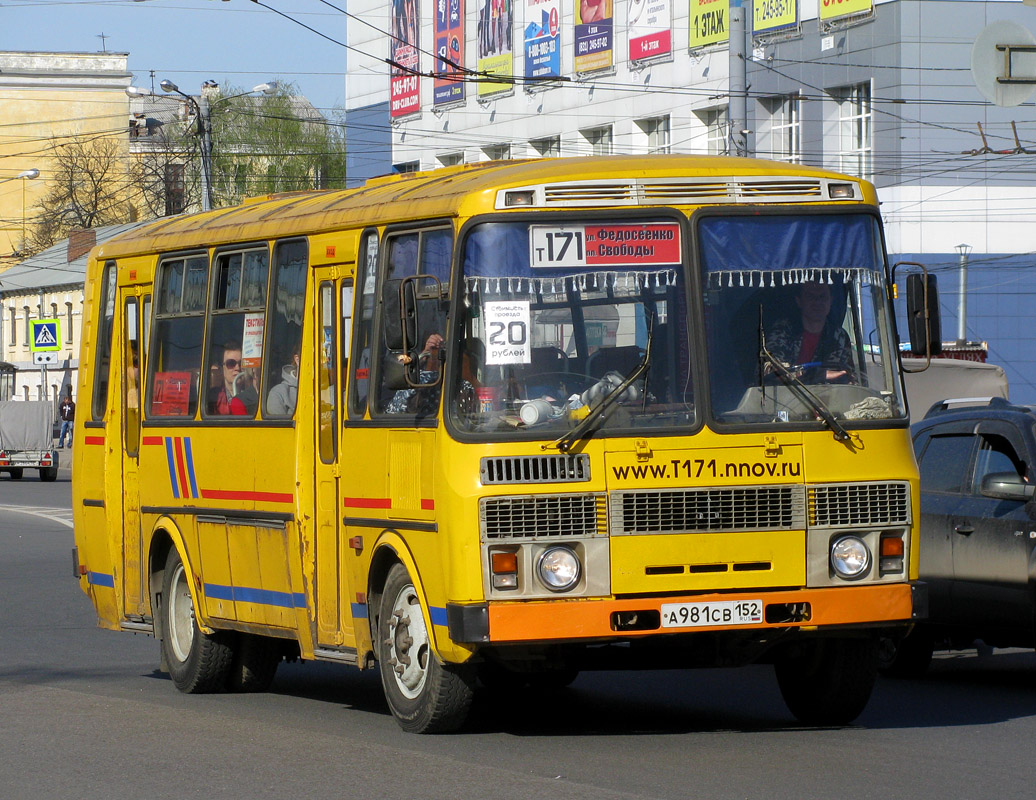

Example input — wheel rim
[385,582,430,700]
[167,562,196,664]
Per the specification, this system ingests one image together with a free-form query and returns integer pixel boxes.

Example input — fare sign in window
[529,222,681,268]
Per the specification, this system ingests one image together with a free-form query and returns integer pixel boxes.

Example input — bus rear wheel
[775,637,878,726]
[160,547,234,693]
[376,563,474,733]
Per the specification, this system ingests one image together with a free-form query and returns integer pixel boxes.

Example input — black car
[882,397,1036,675]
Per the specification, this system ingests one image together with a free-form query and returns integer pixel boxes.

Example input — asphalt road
[2,471,1035,799]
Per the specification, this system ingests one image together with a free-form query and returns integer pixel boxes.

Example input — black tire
[227,634,281,693]
[7,468,22,480]
[878,626,935,679]
[775,638,878,726]
[39,466,57,482]
[377,563,474,733]
[160,547,234,693]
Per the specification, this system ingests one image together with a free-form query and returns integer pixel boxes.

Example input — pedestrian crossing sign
[30,319,60,352]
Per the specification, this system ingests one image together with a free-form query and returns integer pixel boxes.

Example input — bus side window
[375,228,452,416]
[262,239,307,419]
[148,255,207,418]
[91,262,116,420]
[204,246,269,419]
[349,231,378,419]
[124,297,141,456]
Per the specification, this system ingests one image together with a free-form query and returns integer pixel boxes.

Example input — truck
[0,400,59,481]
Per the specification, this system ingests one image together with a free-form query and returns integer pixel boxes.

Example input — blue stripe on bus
[203,583,307,609]
[351,603,368,619]
[164,437,179,499]
[88,571,115,588]
[183,436,199,499]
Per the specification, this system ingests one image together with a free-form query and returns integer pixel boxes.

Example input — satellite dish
[971,20,1036,106]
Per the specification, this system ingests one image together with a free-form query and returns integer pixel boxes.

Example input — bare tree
[26,134,133,255]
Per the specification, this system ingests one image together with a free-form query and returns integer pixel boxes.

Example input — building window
[762,94,801,163]
[393,161,420,174]
[637,116,670,154]
[164,163,186,216]
[702,109,728,155]
[438,153,464,167]
[581,126,613,156]
[530,136,561,158]
[8,308,15,347]
[482,144,511,161]
[66,303,74,345]
[835,82,872,178]
[23,306,30,346]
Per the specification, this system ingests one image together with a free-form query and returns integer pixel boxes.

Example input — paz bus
[73,155,924,733]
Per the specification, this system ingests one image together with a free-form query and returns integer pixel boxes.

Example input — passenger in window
[267,344,301,416]
[208,341,257,416]
[766,280,853,383]
[386,333,444,414]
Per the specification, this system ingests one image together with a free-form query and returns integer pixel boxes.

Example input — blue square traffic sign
[30,319,61,352]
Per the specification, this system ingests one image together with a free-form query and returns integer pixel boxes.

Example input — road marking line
[0,505,74,529]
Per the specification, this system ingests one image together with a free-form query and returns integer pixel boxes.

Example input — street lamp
[0,168,40,255]
[127,80,280,212]
[955,243,972,345]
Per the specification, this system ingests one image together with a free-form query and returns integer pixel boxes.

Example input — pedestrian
[58,390,75,448]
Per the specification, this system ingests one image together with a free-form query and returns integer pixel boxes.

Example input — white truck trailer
[0,400,58,481]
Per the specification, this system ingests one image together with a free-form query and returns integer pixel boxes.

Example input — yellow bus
[73,155,923,733]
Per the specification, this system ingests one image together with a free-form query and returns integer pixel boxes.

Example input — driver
[766,280,852,382]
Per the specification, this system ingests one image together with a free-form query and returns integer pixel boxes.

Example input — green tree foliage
[206,83,348,206]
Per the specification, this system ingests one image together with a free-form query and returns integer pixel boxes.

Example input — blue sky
[1,0,351,112]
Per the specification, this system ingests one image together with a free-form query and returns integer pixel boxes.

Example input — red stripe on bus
[200,489,294,504]
[173,438,190,499]
[84,436,105,445]
[343,497,392,509]
[141,436,163,446]
[421,499,435,510]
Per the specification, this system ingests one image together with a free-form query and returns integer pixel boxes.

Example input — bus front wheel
[774,637,878,726]
[160,547,234,693]
[376,563,474,733]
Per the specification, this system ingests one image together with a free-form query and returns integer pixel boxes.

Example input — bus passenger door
[313,274,355,648]
[120,289,147,616]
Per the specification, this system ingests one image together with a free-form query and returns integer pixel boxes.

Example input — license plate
[660,599,763,629]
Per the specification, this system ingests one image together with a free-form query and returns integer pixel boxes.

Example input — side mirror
[980,471,1035,502]
[905,271,942,357]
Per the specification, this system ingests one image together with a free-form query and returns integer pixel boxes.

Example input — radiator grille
[481,494,605,540]
[533,177,834,207]
[480,454,590,484]
[610,485,805,535]
[808,482,910,527]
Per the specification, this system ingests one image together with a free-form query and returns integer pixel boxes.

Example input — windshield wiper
[758,312,851,444]
[547,319,655,453]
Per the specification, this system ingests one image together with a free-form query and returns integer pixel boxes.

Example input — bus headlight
[830,535,871,579]
[536,546,581,592]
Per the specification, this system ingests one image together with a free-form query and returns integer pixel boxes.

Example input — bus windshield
[699,212,907,426]
[450,217,694,437]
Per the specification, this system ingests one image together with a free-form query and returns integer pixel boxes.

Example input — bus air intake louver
[480,454,590,484]
[808,482,911,527]
[480,494,605,540]
[610,485,805,535]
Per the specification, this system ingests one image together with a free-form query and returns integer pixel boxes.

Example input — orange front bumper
[487,583,915,643]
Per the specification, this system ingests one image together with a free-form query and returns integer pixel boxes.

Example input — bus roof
[93,155,876,260]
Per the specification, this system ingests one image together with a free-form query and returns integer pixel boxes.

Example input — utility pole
[198,89,214,212]
[728,0,750,157]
